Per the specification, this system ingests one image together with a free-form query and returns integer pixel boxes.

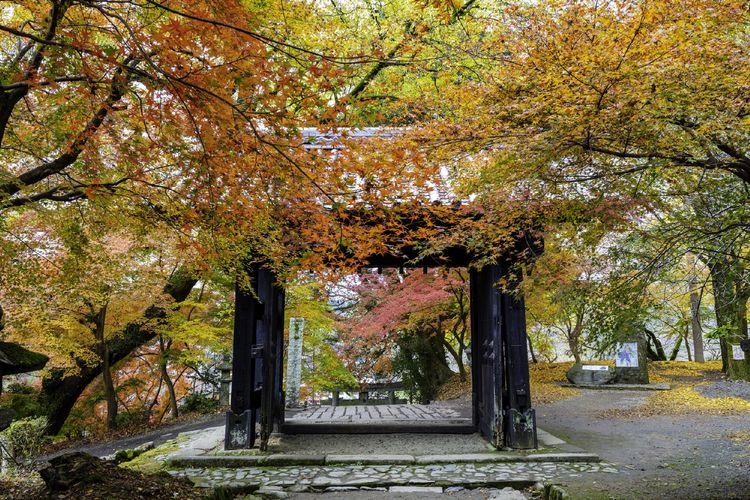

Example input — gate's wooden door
[258,269,285,450]
[226,266,285,450]
[470,262,537,449]
[470,264,503,447]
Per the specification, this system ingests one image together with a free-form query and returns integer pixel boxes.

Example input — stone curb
[560,383,670,391]
[168,455,326,468]
[326,454,416,465]
[168,451,599,468]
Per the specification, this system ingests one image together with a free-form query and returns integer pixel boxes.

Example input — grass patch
[120,435,189,474]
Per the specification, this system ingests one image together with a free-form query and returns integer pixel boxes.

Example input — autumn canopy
[0,0,748,436]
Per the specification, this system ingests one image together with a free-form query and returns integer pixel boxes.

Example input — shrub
[5,383,35,395]
[1,393,43,419]
[115,408,150,430]
[1,416,48,470]
[180,393,219,414]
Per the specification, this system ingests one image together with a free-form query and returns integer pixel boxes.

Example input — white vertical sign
[286,317,305,407]
[732,344,745,361]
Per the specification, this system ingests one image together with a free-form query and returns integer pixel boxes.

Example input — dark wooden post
[470,261,537,450]
[225,265,285,450]
[499,265,537,449]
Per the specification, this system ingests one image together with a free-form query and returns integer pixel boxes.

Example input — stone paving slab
[389,486,443,493]
[170,461,617,491]
[286,404,471,424]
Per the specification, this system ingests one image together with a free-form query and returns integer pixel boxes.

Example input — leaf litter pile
[520,360,750,418]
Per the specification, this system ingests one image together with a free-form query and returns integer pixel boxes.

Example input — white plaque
[285,317,305,407]
[615,342,639,368]
[732,344,745,360]
[582,365,609,371]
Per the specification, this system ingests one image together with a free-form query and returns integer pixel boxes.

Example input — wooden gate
[227,260,536,450]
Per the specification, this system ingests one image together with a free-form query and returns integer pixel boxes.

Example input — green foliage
[4,383,34,395]
[1,416,48,469]
[393,330,453,404]
[302,333,359,393]
[1,393,42,420]
[114,409,150,430]
[180,392,219,414]
[286,277,358,395]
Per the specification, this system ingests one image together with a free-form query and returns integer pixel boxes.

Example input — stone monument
[614,337,649,384]
[285,317,304,408]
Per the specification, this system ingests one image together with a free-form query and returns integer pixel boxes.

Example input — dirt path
[537,390,750,499]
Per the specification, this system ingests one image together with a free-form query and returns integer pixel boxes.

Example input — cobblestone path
[285,404,471,424]
[172,461,617,490]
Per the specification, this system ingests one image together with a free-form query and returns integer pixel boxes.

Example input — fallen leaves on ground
[726,430,750,445]
[601,360,750,418]
[436,372,472,400]
[529,362,580,405]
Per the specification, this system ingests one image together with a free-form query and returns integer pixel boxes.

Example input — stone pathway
[285,404,470,424]
[171,461,617,492]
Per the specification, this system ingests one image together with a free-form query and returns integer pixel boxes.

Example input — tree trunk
[38,270,196,434]
[527,333,538,364]
[158,336,179,419]
[708,256,750,380]
[668,334,682,361]
[567,311,584,363]
[95,304,118,430]
[687,254,705,363]
[645,329,667,361]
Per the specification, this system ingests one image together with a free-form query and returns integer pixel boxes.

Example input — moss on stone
[120,435,189,474]
[0,342,48,373]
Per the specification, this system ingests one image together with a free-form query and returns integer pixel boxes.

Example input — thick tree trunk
[38,270,196,434]
[708,257,750,380]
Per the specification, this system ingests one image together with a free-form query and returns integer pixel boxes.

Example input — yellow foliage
[605,386,750,419]
[727,430,750,445]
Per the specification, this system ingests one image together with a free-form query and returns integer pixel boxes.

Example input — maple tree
[339,268,470,400]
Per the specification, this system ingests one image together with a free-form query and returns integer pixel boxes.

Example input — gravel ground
[537,389,750,499]
[695,380,750,401]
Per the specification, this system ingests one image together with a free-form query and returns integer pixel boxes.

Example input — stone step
[168,451,600,468]
[168,460,616,493]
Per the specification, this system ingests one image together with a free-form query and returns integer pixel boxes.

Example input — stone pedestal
[566,363,615,385]
[614,338,649,384]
